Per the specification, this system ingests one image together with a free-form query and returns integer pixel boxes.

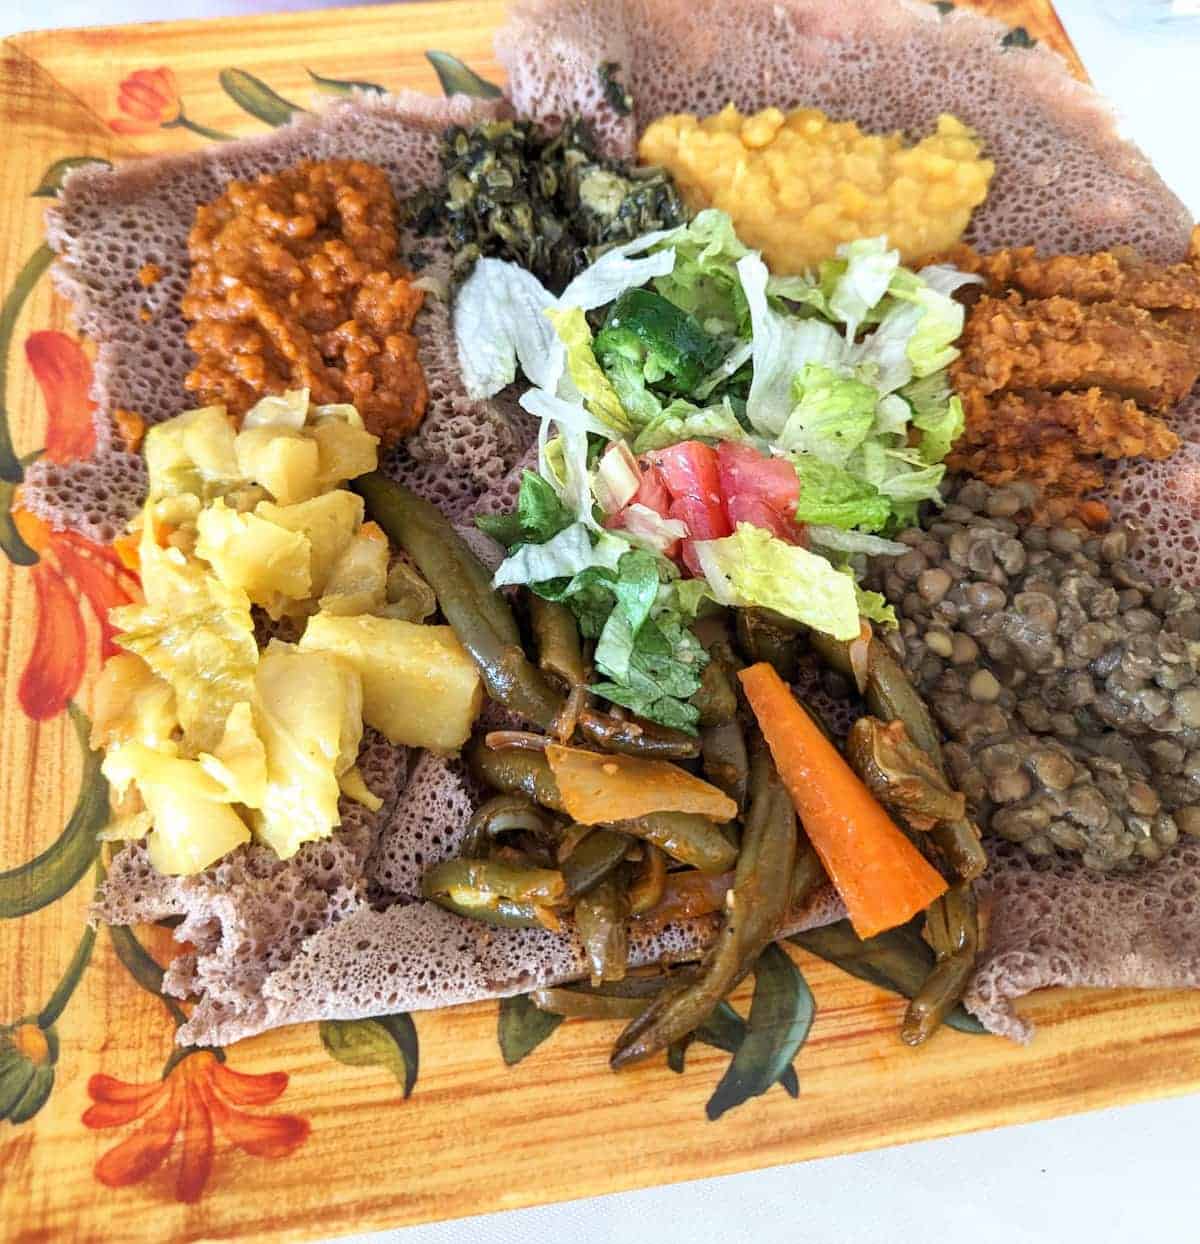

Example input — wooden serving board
[0,4,1190,1242]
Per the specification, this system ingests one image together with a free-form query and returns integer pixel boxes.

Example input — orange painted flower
[84,1051,310,1203]
[13,333,139,720]
[109,67,181,135]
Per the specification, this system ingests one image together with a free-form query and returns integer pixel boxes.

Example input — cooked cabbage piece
[252,643,364,859]
[144,405,243,501]
[299,614,482,751]
[197,701,268,808]
[195,498,313,613]
[102,742,251,875]
[112,543,258,755]
[90,653,178,752]
[319,523,390,616]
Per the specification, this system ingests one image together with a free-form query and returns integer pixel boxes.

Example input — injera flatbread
[51,1,1200,1043]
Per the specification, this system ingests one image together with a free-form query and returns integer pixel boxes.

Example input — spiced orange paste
[181,159,427,443]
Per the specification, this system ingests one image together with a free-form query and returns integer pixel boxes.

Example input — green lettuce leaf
[650,208,751,337]
[545,305,632,434]
[693,523,862,640]
[492,523,625,588]
[854,582,897,630]
[790,456,892,532]
[632,397,751,453]
[827,237,900,340]
[778,364,877,466]
[476,469,575,548]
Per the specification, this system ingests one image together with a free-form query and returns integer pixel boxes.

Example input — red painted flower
[14,333,139,720]
[109,67,181,135]
[84,1050,310,1203]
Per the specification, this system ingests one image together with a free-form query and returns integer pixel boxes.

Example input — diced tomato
[717,441,800,516]
[630,459,673,517]
[652,442,724,511]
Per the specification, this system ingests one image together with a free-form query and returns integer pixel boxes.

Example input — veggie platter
[3,3,1200,1242]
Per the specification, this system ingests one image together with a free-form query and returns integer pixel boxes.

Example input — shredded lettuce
[828,237,900,341]
[453,258,563,399]
[546,306,632,434]
[632,397,751,454]
[695,524,862,639]
[739,252,847,436]
[807,525,908,557]
[854,581,898,630]
[649,209,751,336]
[476,469,575,548]
[790,455,892,532]
[492,522,625,588]
[778,364,877,466]
[559,230,678,310]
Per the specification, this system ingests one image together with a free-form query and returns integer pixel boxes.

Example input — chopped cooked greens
[438,118,688,292]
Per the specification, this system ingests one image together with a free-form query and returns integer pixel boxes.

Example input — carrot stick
[738,662,947,938]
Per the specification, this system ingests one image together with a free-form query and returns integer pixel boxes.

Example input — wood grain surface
[4,5,1195,1244]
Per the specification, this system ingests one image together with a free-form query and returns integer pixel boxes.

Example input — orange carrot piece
[545,743,738,826]
[738,662,947,938]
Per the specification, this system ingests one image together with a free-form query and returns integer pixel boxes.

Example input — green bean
[902,882,980,1046]
[356,474,562,728]
[466,738,566,812]
[575,873,630,985]
[846,717,967,829]
[429,892,544,929]
[735,608,803,681]
[575,710,700,760]
[701,717,750,811]
[461,794,558,858]
[691,659,738,727]
[529,595,587,689]
[531,989,646,1020]
[422,858,565,905]
[611,746,798,1067]
[789,837,826,913]
[865,642,987,883]
[628,844,667,916]
[613,811,738,874]
[561,829,631,897]
[808,623,871,695]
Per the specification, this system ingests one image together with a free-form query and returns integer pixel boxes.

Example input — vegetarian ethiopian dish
[18,0,1200,1108]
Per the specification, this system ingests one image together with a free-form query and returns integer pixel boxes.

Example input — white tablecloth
[8,2,1199,1240]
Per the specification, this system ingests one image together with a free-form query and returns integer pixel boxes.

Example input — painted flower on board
[13,332,139,720]
[84,1051,310,1203]
[108,68,182,135]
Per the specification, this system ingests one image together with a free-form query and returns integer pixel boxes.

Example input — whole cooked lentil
[866,477,1200,871]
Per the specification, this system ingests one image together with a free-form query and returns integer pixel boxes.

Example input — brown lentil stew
[182,159,427,444]
[866,477,1200,872]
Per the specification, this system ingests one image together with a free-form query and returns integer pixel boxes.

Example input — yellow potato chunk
[299,614,483,752]
[310,419,380,488]
[234,426,321,505]
[256,491,362,598]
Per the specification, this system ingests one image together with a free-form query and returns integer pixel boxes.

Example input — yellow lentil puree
[638,104,994,273]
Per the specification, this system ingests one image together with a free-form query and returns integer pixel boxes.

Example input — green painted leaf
[0,705,107,918]
[0,243,56,484]
[694,1000,799,1097]
[666,1039,688,1074]
[425,51,503,99]
[108,923,166,997]
[1002,25,1036,48]
[498,994,562,1066]
[320,1013,419,1098]
[31,156,112,199]
[0,477,38,566]
[219,69,306,126]
[0,1057,36,1120]
[38,925,97,1029]
[933,1,955,13]
[8,1065,54,1124]
[307,68,386,97]
[788,919,985,1035]
[706,945,814,1121]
